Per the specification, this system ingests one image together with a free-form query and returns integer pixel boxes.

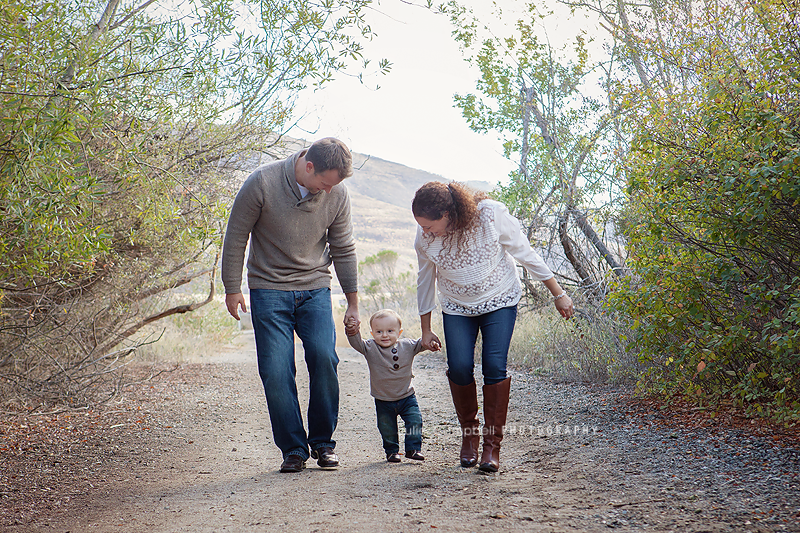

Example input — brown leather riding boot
[479,377,511,473]
[448,374,480,467]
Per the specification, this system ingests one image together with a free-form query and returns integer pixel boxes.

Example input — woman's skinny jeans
[442,305,518,387]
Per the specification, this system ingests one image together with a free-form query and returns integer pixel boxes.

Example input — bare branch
[568,207,626,277]
[108,0,160,31]
[99,249,219,351]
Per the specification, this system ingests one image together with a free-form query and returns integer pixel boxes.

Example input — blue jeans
[249,288,339,460]
[374,394,423,455]
[442,305,518,386]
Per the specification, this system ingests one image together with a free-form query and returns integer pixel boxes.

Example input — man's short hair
[369,309,402,329]
[306,137,353,180]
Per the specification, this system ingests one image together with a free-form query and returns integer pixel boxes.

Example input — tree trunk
[559,213,594,287]
[520,83,535,186]
[58,0,121,87]
[569,207,626,278]
[615,0,659,107]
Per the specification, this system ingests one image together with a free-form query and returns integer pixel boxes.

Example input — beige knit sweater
[221,149,358,294]
[347,332,425,401]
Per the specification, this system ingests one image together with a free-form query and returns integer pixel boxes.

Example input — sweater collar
[283,149,324,210]
[284,149,306,201]
[378,341,400,354]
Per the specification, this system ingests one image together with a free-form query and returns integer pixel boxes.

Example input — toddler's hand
[344,319,359,336]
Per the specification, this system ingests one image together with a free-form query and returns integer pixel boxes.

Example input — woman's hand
[555,294,575,319]
[542,278,574,319]
[419,311,441,351]
[422,330,442,351]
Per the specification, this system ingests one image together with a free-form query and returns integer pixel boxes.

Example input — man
[222,137,360,473]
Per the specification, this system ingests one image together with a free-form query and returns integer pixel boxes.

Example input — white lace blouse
[415,199,554,317]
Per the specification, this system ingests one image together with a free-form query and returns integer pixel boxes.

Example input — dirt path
[5,332,799,532]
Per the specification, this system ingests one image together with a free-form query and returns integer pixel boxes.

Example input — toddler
[345,309,439,462]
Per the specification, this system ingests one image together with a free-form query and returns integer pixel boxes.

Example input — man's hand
[344,316,359,336]
[226,293,247,320]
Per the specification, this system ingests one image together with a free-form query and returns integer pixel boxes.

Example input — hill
[346,152,493,277]
[348,154,443,273]
[230,138,494,292]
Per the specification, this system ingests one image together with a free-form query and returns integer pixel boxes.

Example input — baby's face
[370,316,402,348]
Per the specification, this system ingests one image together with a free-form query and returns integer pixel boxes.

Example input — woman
[413,181,574,472]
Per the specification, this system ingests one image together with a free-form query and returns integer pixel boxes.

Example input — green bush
[610,5,800,421]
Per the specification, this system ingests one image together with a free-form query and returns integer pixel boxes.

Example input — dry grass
[135,295,242,363]
[507,301,642,384]
[134,289,640,388]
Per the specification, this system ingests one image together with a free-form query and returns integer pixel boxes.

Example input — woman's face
[415,214,450,237]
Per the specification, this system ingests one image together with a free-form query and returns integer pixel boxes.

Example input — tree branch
[96,249,219,355]
[568,206,626,277]
[108,0,160,31]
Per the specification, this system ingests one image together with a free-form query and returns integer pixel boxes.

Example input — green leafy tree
[0,0,387,406]
[446,1,626,298]
[601,0,800,420]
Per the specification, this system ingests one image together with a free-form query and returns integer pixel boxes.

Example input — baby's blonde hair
[369,309,402,329]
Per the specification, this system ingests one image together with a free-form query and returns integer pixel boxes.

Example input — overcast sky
[287,1,529,186]
[288,0,598,187]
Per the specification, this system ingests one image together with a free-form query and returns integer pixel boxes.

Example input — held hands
[422,330,441,352]
[344,315,360,336]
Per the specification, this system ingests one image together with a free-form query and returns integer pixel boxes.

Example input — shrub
[610,2,800,421]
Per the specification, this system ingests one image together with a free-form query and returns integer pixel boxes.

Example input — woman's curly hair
[412,181,488,250]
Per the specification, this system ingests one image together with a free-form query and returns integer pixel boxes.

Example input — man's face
[370,316,402,348]
[304,169,343,194]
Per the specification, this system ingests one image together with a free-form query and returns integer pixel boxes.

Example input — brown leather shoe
[279,454,306,473]
[387,452,402,463]
[310,447,339,469]
[405,450,425,461]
